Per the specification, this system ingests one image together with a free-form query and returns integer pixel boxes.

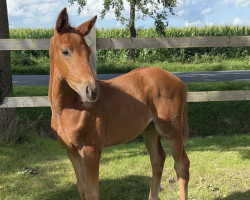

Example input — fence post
[84,25,96,74]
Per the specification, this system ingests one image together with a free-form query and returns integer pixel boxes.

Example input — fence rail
[1,35,250,108]
[1,90,250,108]
[1,36,250,50]
[97,36,250,49]
[0,39,50,50]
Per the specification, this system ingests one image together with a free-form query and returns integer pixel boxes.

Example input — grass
[11,57,250,75]
[97,58,250,74]
[0,135,249,199]
[1,79,249,199]
[14,86,48,96]
[186,81,250,91]
[13,80,250,96]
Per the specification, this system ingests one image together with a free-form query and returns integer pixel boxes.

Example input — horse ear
[56,7,70,34]
[76,16,97,36]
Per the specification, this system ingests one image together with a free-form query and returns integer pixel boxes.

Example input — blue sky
[7,0,250,29]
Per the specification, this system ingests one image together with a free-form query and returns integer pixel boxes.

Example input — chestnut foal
[49,8,190,200]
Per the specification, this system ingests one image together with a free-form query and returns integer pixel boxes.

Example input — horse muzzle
[78,81,99,103]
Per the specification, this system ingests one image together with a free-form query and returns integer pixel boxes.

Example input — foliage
[95,26,250,63]
[68,0,87,14]
[101,0,177,35]
[9,26,250,65]
[68,0,177,36]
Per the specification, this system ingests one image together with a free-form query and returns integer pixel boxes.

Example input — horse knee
[77,187,86,200]
[85,192,99,200]
[174,155,190,180]
[151,153,166,176]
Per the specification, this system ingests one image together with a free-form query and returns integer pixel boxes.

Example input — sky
[7,0,250,29]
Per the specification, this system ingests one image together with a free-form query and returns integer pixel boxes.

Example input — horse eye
[62,49,70,57]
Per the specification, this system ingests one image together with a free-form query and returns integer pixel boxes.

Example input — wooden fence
[0,33,250,108]
[1,36,250,50]
[1,90,250,108]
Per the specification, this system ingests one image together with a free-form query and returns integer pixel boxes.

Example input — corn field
[9,26,250,64]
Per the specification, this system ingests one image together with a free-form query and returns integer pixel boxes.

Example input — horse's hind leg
[154,117,190,200]
[167,136,189,200]
[142,130,166,200]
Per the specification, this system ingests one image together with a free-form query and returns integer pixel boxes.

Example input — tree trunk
[129,0,136,61]
[0,0,18,141]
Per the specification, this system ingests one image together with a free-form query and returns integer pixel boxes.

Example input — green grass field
[11,57,250,75]
[0,135,249,200]
[1,79,250,199]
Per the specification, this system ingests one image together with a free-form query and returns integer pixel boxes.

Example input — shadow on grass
[184,135,250,160]
[100,175,150,200]
[36,175,151,200]
[214,190,250,200]
[36,184,79,200]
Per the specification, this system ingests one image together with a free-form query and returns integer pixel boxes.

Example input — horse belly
[103,106,152,147]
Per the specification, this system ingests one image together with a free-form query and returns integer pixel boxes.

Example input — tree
[68,0,177,59]
[0,0,18,141]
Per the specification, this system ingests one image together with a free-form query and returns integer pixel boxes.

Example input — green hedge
[9,26,250,63]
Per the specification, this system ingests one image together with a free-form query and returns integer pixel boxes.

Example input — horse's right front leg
[80,145,101,200]
[67,150,86,200]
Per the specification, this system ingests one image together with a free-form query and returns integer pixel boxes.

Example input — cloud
[184,20,215,27]
[233,17,244,25]
[222,0,250,8]
[175,0,217,22]
[177,10,185,17]
[201,8,212,15]
[185,20,202,27]
[7,0,67,27]
[68,0,130,20]
[6,0,250,28]
[7,0,129,28]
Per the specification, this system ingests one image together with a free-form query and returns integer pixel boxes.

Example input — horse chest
[54,109,99,150]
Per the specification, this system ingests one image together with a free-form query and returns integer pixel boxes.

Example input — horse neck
[49,65,80,115]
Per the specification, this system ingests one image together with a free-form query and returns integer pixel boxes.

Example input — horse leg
[142,130,166,200]
[167,137,189,200]
[80,146,101,200]
[67,151,86,200]
[155,118,190,200]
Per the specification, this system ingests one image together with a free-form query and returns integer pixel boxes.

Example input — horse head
[50,8,98,104]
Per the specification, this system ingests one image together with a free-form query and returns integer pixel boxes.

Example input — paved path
[12,70,250,86]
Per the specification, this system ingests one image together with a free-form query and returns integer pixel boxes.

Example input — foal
[49,8,190,200]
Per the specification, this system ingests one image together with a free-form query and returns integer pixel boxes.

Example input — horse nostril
[86,85,91,98]
[85,84,99,101]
